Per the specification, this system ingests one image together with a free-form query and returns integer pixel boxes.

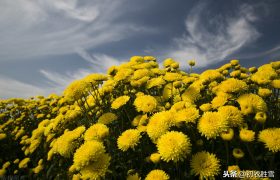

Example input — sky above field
[0,0,280,98]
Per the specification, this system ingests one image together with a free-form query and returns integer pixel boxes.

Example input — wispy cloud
[0,75,51,98]
[166,3,260,68]
[39,50,121,94]
[0,0,150,61]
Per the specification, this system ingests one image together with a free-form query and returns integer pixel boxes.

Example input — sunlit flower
[237,93,267,115]
[157,131,191,162]
[73,140,105,170]
[111,96,130,109]
[78,153,111,180]
[98,112,118,125]
[218,106,243,127]
[233,148,244,159]
[84,123,109,141]
[239,129,255,142]
[190,151,220,179]
[134,95,157,113]
[220,128,234,141]
[117,129,141,151]
[19,158,30,169]
[259,128,280,152]
[258,88,272,97]
[147,111,174,142]
[254,111,267,123]
[145,169,169,180]
[149,153,161,164]
[198,112,228,139]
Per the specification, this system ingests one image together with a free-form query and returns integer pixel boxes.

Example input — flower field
[0,56,279,179]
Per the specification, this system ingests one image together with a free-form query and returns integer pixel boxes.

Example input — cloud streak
[0,0,148,61]
[167,3,260,68]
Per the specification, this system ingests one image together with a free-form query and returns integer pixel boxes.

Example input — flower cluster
[0,56,279,179]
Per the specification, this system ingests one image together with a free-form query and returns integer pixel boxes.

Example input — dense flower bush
[0,56,279,179]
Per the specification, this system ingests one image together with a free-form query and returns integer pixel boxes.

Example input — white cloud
[38,50,121,95]
[167,3,260,68]
[0,76,53,99]
[0,0,148,61]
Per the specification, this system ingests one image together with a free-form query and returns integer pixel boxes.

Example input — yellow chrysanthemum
[147,111,174,142]
[182,86,201,103]
[117,129,141,151]
[271,79,280,88]
[254,111,267,123]
[237,93,267,115]
[213,78,248,94]
[79,153,111,180]
[132,69,150,80]
[98,112,118,125]
[144,56,156,61]
[239,129,255,142]
[198,112,228,139]
[200,70,223,82]
[127,172,141,180]
[218,106,243,127]
[227,165,240,172]
[52,126,86,158]
[149,153,161,164]
[258,128,280,152]
[84,123,109,141]
[146,77,166,89]
[111,96,130,109]
[19,158,30,169]
[63,79,88,100]
[258,88,272,97]
[145,169,169,180]
[190,151,220,179]
[73,140,105,170]
[220,128,234,141]
[251,64,277,85]
[199,103,212,112]
[164,72,182,82]
[157,131,191,162]
[211,93,231,109]
[134,95,157,113]
[174,107,200,124]
[233,148,244,159]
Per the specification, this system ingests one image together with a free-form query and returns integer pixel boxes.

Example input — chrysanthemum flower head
[198,111,228,139]
[145,169,169,180]
[117,129,141,151]
[212,78,248,94]
[254,111,267,123]
[149,153,161,164]
[258,88,272,97]
[134,95,157,113]
[218,105,243,127]
[73,140,105,170]
[239,129,255,142]
[146,77,166,89]
[190,151,220,179]
[233,148,244,159]
[174,107,200,124]
[98,112,117,125]
[84,123,109,141]
[237,93,267,115]
[220,128,234,141]
[52,126,85,158]
[157,131,191,162]
[111,95,130,109]
[147,111,174,142]
[78,153,111,180]
[259,128,280,152]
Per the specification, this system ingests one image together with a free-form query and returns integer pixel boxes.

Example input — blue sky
[0,0,279,98]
